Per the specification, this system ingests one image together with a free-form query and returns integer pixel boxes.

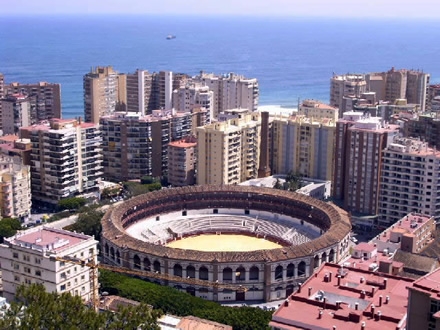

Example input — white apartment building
[194,72,259,118]
[173,84,214,121]
[0,155,31,221]
[196,114,261,185]
[20,118,103,208]
[0,226,98,302]
[298,99,339,121]
[379,137,440,226]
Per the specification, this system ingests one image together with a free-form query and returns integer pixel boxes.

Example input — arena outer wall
[101,185,352,302]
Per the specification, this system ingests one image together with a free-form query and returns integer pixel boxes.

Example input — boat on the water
[166,35,176,40]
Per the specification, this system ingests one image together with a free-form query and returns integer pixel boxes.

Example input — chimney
[355,302,359,310]
[318,309,323,319]
[360,291,366,299]
[308,287,312,296]
[360,277,364,283]
[385,295,390,304]
[383,278,388,289]
[371,304,375,318]
[329,272,333,282]
[297,283,302,293]
[376,311,382,321]
[361,321,366,329]
[257,112,271,178]
[337,275,341,286]
[323,297,327,310]
[379,295,383,307]
[284,299,289,307]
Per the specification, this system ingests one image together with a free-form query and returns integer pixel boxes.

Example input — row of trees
[99,270,273,330]
[0,284,161,329]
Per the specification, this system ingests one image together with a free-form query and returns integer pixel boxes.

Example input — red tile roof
[271,263,413,330]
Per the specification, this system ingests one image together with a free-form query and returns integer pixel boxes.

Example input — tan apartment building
[100,110,192,181]
[168,136,197,187]
[6,81,62,119]
[271,115,335,181]
[84,66,119,123]
[0,155,31,221]
[366,68,430,110]
[330,73,367,114]
[1,94,31,134]
[196,113,260,185]
[297,99,339,121]
[194,72,259,118]
[0,135,32,166]
[333,111,400,216]
[20,118,103,207]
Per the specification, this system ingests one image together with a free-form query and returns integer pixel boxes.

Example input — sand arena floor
[165,234,282,252]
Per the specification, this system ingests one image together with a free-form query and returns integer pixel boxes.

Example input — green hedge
[99,270,272,330]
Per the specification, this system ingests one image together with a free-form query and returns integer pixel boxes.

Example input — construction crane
[51,255,247,312]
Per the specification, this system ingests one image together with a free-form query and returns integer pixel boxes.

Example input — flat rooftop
[270,263,413,330]
[410,267,440,298]
[374,213,433,243]
[6,227,93,253]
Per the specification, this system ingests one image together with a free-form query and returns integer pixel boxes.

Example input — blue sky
[3,0,440,18]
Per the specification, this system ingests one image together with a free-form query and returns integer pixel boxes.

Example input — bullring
[101,185,351,302]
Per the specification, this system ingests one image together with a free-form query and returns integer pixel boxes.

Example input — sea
[1,15,440,119]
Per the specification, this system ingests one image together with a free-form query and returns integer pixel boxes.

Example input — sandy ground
[165,234,282,252]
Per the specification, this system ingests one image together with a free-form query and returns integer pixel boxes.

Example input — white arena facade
[101,185,351,302]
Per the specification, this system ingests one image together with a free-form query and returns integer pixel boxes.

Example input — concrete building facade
[407,267,440,330]
[20,119,103,207]
[298,99,339,121]
[84,66,119,123]
[333,112,399,216]
[173,84,214,121]
[168,136,197,187]
[1,94,32,135]
[194,72,259,118]
[196,114,261,185]
[0,227,98,302]
[404,114,440,150]
[271,115,335,181]
[0,155,31,221]
[330,74,367,114]
[6,81,62,120]
[379,137,440,226]
[100,110,192,181]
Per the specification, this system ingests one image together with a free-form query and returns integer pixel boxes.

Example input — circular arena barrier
[101,185,351,302]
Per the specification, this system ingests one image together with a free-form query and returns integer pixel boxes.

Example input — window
[13,264,19,270]
[81,275,85,281]
[60,284,66,291]
[35,270,41,276]
[14,275,20,282]
[13,252,19,259]
[35,258,41,264]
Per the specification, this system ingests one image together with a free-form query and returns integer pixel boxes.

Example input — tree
[99,270,273,330]
[284,171,303,191]
[140,176,156,185]
[0,218,21,243]
[273,178,283,190]
[57,197,87,211]
[68,210,104,240]
[0,284,161,330]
